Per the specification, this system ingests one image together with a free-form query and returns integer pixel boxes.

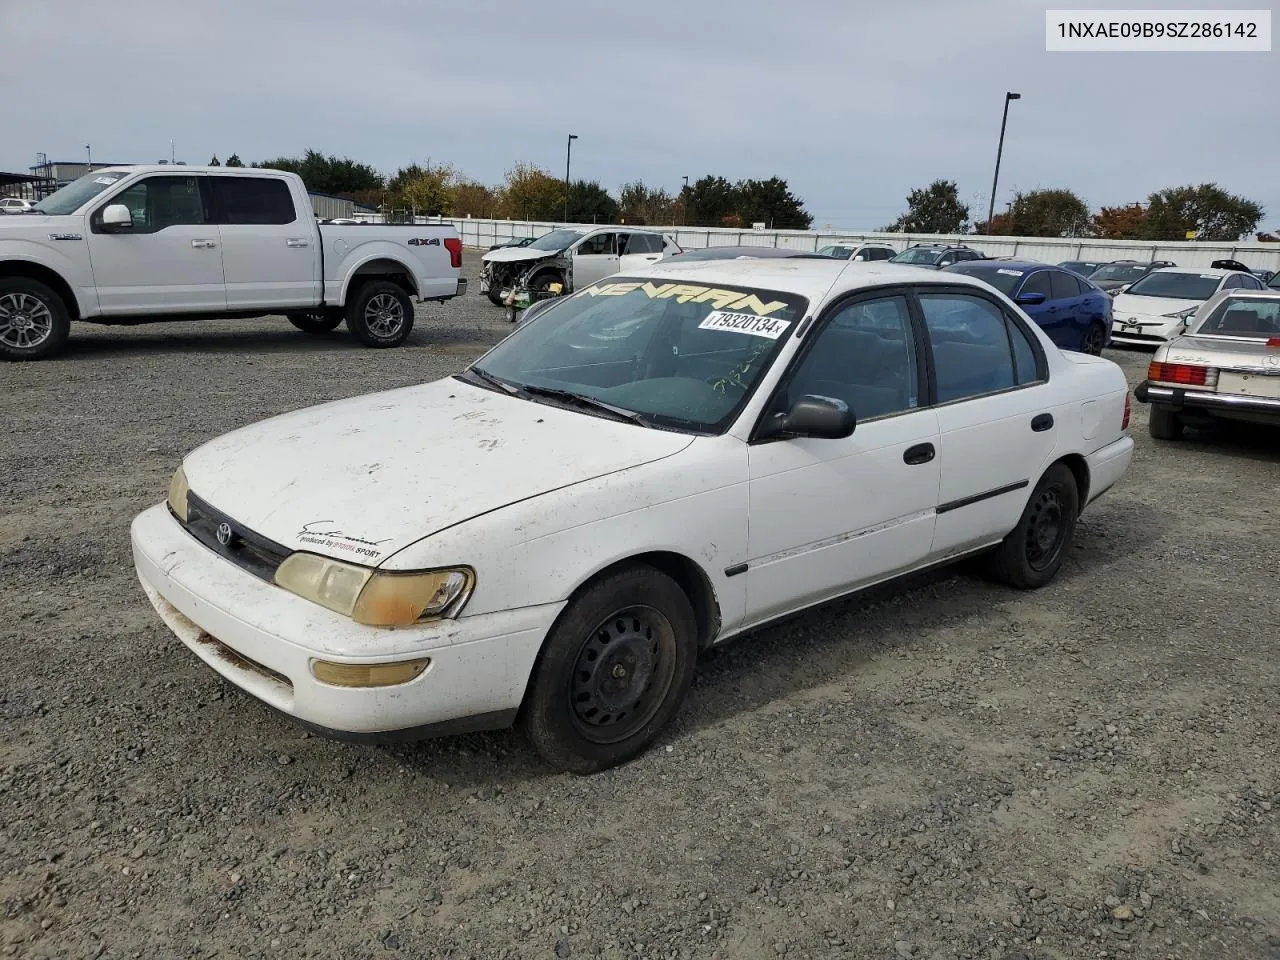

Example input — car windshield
[1269,273,1280,289]
[466,276,808,434]
[526,229,584,252]
[817,245,852,258]
[891,248,943,264]
[34,171,131,215]
[1191,297,1280,338]
[1125,271,1222,300]
[953,265,1026,296]
[1059,261,1102,276]
[1090,264,1148,283]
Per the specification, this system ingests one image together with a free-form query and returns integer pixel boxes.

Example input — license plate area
[1218,371,1280,399]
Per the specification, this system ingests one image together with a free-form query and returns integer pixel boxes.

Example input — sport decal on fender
[697,311,792,340]
[296,521,392,560]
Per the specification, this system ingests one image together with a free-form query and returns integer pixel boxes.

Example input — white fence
[445,217,1280,272]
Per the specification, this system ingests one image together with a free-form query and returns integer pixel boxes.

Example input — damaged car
[480,227,680,311]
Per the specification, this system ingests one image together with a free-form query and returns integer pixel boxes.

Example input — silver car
[1135,290,1280,439]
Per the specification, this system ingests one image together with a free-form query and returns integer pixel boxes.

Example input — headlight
[167,465,189,522]
[273,553,474,626]
[1163,307,1198,320]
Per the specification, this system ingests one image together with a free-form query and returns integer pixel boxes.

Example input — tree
[1139,183,1263,241]
[495,163,564,221]
[255,149,382,195]
[399,163,457,216]
[451,180,498,219]
[1091,203,1147,240]
[683,176,737,227]
[567,180,618,224]
[225,154,244,168]
[1006,188,1091,237]
[734,177,812,230]
[618,180,673,225]
[883,179,969,233]
[208,155,221,167]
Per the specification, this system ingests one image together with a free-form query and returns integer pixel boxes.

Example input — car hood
[182,378,694,565]
[1111,293,1202,318]
[481,246,562,265]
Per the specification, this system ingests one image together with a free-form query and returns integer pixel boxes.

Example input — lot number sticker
[698,311,792,340]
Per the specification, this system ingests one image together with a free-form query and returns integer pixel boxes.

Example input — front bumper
[1134,380,1280,420]
[1110,318,1183,346]
[130,503,562,739]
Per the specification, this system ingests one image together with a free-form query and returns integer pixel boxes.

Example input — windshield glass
[1125,271,1222,300]
[34,171,130,215]
[817,245,852,258]
[469,276,808,434]
[1191,297,1280,337]
[1090,264,1147,283]
[891,248,942,264]
[1059,261,1102,276]
[954,265,1025,296]
[1269,273,1280,289]
[527,229,584,252]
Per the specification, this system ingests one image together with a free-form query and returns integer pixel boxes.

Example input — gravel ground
[3,256,1279,960]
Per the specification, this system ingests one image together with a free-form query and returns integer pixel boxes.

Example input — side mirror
[759,395,855,441]
[1015,292,1047,306]
[101,204,133,230]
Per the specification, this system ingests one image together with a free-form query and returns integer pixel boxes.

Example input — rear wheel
[1148,404,1184,441]
[345,281,414,348]
[287,309,343,334]
[1081,322,1106,356]
[984,464,1079,590]
[519,564,697,774]
[0,278,72,362]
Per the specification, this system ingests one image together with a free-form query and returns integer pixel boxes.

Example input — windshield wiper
[457,367,521,396]
[519,385,654,427]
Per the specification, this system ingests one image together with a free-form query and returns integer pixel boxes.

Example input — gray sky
[3,0,1277,231]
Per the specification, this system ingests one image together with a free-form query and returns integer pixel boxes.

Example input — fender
[0,238,100,318]
[325,242,425,305]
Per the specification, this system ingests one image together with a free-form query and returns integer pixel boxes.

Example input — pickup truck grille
[180,492,291,582]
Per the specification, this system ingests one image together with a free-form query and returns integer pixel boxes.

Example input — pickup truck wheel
[519,564,697,775]
[0,278,71,362]
[287,310,343,334]
[346,281,414,348]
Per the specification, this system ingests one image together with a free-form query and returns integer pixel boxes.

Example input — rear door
[617,231,665,273]
[570,231,619,287]
[85,173,226,315]
[210,175,319,310]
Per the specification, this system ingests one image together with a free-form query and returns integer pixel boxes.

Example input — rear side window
[1007,316,1043,384]
[1050,270,1084,299]
[211,176,297,225]
[621,232,662,254]
[918,293,1017,403]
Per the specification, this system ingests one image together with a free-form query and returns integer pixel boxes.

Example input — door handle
[1031,413,1054,432]
[191,239,217,249]
[286,238,310,247]
[903,442,935,465]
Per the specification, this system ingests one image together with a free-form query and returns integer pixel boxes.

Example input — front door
[743,292,941,626]
[570,232,619,288]
[86,174,226,315]
[209,175,319,310]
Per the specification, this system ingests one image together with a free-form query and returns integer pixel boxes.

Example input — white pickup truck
[0,166,466,360]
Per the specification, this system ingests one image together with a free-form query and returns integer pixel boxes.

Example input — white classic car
[1135,289,1280,438]
[131,259,1134,773]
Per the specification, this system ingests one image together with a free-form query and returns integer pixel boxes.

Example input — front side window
[210,176,296,225]
[469,277,808,434]
[1124,271,1222,300]
[96,176,207,232]
[919,293,1018,403]
[575,233,616,256]
[776,296,919,421]
[1019,270,1054,299]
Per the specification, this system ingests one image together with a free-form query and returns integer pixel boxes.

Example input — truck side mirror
[101,204,133,230]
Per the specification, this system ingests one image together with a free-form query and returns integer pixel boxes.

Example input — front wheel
[984,463,1079,590]
[287,309,343,334]
[345,281,414,348]
[1081,322,1106,356]
[519,565,698,775]
[1148,404,1184,441]
[0,278,72,361]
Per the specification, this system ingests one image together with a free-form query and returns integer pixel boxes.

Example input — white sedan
[1110,266,1266,346]
[131,259,1134,774]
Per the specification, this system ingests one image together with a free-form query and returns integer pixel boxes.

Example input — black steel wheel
[984,463,1079,590]
[519,564,697,774]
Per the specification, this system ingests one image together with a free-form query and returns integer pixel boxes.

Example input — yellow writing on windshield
[585,281,789,316]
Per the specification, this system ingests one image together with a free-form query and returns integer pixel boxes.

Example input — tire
[344,280,414,348]
[519,564,698,775]
[1148,404,1184,440]
[287,309,343,334]
[984,463,1079,590]
[486,270,506,307]
[0,277,71,361]
[1081,322,1106,356]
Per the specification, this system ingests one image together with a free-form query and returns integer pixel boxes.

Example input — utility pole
[986,92,1021,234]
[564,134,578,224]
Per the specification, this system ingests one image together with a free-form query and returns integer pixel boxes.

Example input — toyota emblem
[215,522,234,546]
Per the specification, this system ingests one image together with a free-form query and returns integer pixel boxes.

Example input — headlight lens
[1163,307,1198,320]
[274,553,474,626]
[167,466,189,522]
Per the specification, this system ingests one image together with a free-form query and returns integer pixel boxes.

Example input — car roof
[672,246,835,260]
[617,257,992,301]
[949,259,1044,271]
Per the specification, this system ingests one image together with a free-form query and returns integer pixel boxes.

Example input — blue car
[943,260,1112,354]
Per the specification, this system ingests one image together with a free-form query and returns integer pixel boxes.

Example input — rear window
[1125,271,1222,301]
[1191,297,1280,338]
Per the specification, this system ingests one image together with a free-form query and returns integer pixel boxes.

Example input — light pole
[85,143,91,172]
[680,176,689,226]
[985,92,1020,234]
[564,133,578,224]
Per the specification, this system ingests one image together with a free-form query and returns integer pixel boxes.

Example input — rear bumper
[1135,380,1280,418]
[1083,434,1134,507]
